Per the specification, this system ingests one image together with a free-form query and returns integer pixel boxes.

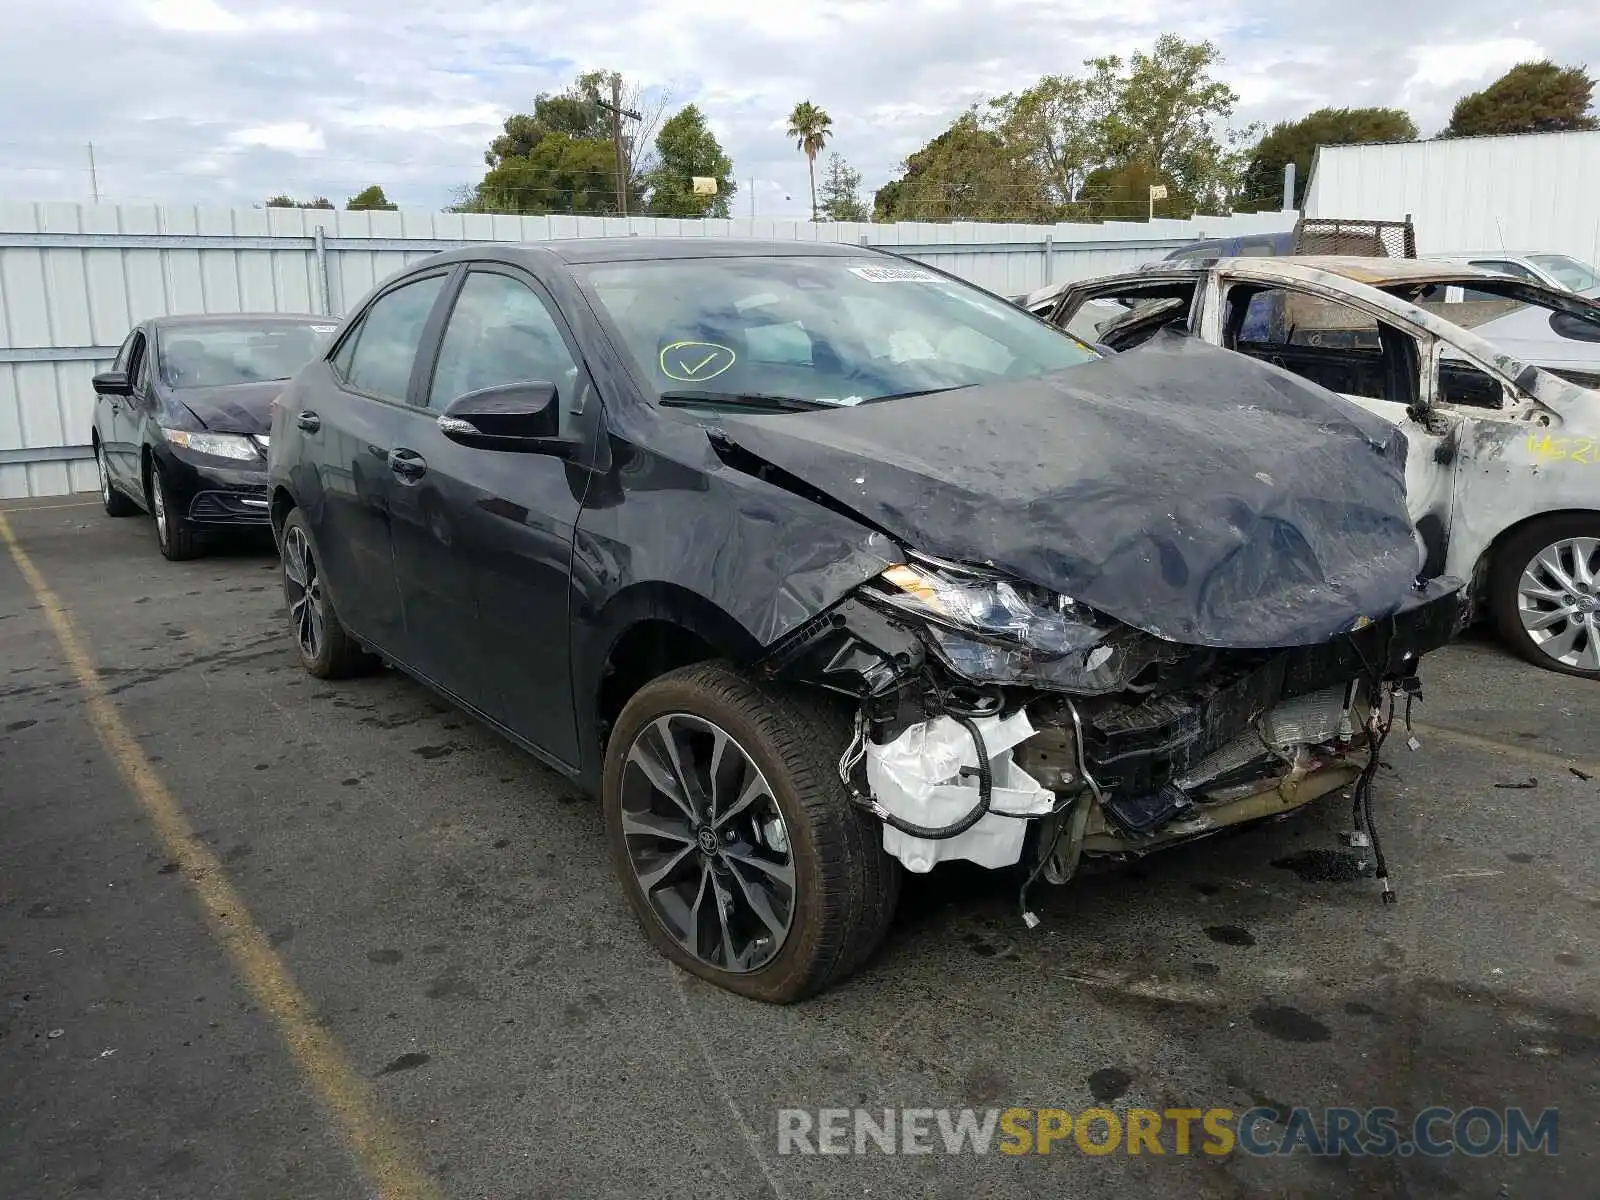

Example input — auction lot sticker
[849,265,941,283]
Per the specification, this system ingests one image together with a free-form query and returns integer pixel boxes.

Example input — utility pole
[87,142,100,204]
[591,75,641,218]
[749,179,755,218]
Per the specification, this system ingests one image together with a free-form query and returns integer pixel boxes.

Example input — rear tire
[1489,513,1600,679]
[96,442,138,517]
[603,662,899,1003]
[280,507,375,679]
[150,462,201,560]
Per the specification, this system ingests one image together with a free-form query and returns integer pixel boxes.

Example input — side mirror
[436,381,579,456]
[93,370,132,396]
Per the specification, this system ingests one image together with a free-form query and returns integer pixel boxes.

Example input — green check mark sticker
[659,340,736,383]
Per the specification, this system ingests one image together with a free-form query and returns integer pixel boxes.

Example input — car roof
[1174,255,1509,286]
[1428,251,1566,260]
[429,237,871,267]
[151,312,330,330]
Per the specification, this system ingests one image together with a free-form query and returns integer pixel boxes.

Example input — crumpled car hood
[708,332,1435,649]
[174,381,285,435]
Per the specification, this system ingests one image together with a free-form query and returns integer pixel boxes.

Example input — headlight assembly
[865,560,1167,694]
[163,429,262,461]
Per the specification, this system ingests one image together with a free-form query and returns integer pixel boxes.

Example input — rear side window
[340,274,448,401]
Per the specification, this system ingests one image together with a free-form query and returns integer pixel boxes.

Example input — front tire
[603,662,899,1003]
[96,442,138,517]
[1490,514,1600,678]
[280,508,374,679]
[150,461,200,560]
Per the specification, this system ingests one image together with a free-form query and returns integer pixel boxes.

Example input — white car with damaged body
[1036,256,1600,679]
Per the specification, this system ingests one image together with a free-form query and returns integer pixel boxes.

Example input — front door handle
[296,411,322,433]
[388,448,427,482]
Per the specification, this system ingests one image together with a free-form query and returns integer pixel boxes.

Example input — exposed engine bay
[758,551,1464,915]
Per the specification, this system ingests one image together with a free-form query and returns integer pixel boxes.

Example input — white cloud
[1,0,1595,214]
[1406,37,1546,93]
[228,122,326,152]
[142,0,321,34]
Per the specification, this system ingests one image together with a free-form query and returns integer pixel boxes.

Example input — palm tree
[786,101,833,221]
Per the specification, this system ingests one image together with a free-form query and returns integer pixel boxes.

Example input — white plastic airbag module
[866,710,1054,873]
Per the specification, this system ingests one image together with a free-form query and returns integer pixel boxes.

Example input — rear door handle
[296,411,321,433]
[388,448,427,482]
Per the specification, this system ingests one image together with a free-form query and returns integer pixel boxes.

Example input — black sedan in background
[92,313,338,559]
[267,239,1462,1002]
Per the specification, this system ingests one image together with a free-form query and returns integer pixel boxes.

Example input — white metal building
[1304,130,1600,263]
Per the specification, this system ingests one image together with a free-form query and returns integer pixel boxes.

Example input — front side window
[576,256,1098,408]
[1468,259,1542,285]
[427,271,579,410]
[112,329,139,375]
[342,275,448,401]
[158,321,331,389]
[1225,284,1420,407]
[124,332,148,390]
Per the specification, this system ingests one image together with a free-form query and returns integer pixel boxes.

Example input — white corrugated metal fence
[1305,131,1600,262]
[0,202,1294,499]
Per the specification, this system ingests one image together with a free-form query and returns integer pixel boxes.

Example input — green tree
[643,104,737,218]
[1094,35,1258,213]
[1238,107,1417,210]
[988,72,1115,209]
[873,110,1054,223]
[469,69,669,214]
[1077,160,1183,220]
[1443,60,1598,137]
[466,133,618,214]
[265,194,334,209]
[818,152,867,221]
[346,185,397,211]
[786,100,833,221]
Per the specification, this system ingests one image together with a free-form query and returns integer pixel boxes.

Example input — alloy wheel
[152,473,168,543]
[1516,536,1600,672]
[96,446,110,505]
[282,525,326,661]
[618,713,796,973]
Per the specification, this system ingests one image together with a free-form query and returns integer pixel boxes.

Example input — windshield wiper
[859,384,972,404]
[657,389,830,413]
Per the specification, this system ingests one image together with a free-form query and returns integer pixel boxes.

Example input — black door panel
[298,372,406,648]
[390,266,589,765]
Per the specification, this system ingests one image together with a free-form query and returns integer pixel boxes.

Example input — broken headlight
[866,561,1165,695]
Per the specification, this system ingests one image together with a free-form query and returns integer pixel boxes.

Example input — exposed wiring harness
[1345,617,1415,905]
[838,708,996,841]
[1017,698,1105,926]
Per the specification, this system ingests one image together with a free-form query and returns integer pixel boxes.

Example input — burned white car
[1040,256,1600,679]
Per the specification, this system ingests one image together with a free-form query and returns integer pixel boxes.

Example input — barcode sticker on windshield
[850,265,941,284]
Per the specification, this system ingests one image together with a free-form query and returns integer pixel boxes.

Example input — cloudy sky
[2,0,1596,218]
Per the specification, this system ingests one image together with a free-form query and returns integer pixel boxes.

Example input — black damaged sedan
[92,313,336,559]
[267,239,1465,1002]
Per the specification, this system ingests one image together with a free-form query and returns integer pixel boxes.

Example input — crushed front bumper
[768,576,1465,873]
[1038,580,1463,805]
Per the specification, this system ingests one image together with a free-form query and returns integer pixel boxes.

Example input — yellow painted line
[0,499,100,514]
[0,512,440,1200]
[1411,721,1600,779]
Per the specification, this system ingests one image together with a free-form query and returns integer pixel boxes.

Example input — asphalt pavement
[1,495,1595,1199]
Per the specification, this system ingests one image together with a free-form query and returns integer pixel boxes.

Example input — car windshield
[576,256,1099,407]
[1527,254,1600,294]
[159,321,332,388]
